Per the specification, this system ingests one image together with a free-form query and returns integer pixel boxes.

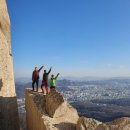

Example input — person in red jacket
[32,65,44,91]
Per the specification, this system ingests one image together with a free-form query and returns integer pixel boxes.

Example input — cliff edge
[25,89,130,130]
[25,89,79,130]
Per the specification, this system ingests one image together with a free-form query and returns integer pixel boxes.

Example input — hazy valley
[16,78,130,123]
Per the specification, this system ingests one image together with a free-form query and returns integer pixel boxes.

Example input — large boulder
[96,117,130,130]
[76,117,130,130]
[76,117,102,130]
[45,89,64,118]
[45,89,79,121]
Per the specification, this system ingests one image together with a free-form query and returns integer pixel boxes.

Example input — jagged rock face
[76,117,102,130]
[45,89,64,118]
[0,0,19,130]
[77,117,130,130]
[96,117,130,130]
[25,89,79,130]
[46,89,79,120]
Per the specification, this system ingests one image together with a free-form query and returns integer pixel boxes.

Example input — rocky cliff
[77,117,130,130]
[0,0,19,130]
[25,89,130,130]
[25,89,79,130]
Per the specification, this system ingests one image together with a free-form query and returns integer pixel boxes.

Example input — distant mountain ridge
[15,76,130,83]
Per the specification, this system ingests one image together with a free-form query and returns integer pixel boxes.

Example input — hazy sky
[7,0,130,78]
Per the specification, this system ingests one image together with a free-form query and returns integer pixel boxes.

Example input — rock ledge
[25,89,79,130]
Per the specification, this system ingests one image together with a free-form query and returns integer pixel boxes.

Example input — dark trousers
[32,79,39,91]
[50,86,56,89]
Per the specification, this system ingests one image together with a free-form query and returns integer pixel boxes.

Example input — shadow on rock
[0,79,3,91]
[0,96,19,130]
[54,122,76,130]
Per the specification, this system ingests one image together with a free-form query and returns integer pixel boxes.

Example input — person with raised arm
[41,67,52,94]
[32,65,44,92]
[50,73,60,90]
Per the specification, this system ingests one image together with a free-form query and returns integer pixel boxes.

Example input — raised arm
[47,67,52,75]
[39,65,44,72]
[55,73,60,79]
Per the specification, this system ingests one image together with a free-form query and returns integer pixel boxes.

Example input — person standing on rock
[41,67,52,94]
[32,65,44,92]
[50,73,60,90]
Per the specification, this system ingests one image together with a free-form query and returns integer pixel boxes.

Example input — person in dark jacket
[41,67,52,94]
[32,65,44,91]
